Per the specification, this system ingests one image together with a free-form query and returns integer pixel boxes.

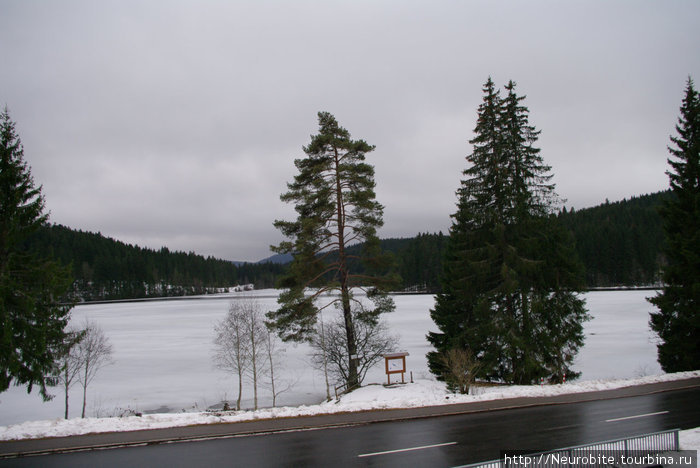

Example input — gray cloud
[1,1,698,261]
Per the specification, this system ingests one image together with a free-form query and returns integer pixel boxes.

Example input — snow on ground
[1,371,698,442]
[681,427,700,450]
[0,290,665,427]
[2,289,696,450]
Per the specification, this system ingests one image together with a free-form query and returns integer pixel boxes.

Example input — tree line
[389,190,670,292]
[558,191,668,287]
[20,189,669,303]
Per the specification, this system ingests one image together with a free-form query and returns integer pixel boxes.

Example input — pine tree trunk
[341,287,358,389]
[333,145,359,390]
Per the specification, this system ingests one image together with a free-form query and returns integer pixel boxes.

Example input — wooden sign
[383,351,409,385]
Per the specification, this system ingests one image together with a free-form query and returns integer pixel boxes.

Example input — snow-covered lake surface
[0,290,663,427]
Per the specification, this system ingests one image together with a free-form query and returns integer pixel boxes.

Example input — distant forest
[24,191,668,301]
[389,191,668,292]
[22,225,286,301]
[558,191,667,287]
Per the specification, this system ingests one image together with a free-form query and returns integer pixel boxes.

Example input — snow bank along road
[1,376,698,466]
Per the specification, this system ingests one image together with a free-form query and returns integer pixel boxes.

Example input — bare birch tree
[75,320,113,418]
[264,328,296,407]
[242,300,267,410]
[213,301,250,410]
[215,300,296,410]
[316,313,331,401]
[56,328,84,419]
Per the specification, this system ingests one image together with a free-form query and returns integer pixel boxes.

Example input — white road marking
[358,441,457,458]
[605,410,669,422]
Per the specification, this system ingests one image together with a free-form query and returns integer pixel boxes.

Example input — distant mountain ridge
[256,253,293,264]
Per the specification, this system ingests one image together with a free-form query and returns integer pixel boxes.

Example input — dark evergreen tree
[501,80,556,219]
[428,78,504,381]
[648,77,700,372]
[428,79,588,385]
[268,112,398,389]
[0,108,74,400]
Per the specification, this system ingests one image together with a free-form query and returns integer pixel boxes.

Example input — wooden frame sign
[383,352,409,385]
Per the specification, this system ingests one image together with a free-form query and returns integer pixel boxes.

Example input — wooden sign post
[383,352,409,385]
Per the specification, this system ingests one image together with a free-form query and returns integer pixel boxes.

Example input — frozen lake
[0,290,662,426]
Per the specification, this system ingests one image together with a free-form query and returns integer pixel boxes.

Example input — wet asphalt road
[1,385,698,468]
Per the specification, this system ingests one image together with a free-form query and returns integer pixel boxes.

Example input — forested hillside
[22,224,285,301]
[327,235,446,293]
[558,191,668,287]
[383,233,447,292]
[26,192,667,301]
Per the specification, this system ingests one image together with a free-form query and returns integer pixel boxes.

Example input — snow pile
[1,371,698,442]
[334,370,700,409]
[680,427,700,450]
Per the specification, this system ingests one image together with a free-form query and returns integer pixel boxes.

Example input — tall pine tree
[0,108,74,400]
[268,112,397,389]
[648,78,700,372]
[428,79,588,385]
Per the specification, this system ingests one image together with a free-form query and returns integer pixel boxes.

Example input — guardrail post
[673,429,679,451]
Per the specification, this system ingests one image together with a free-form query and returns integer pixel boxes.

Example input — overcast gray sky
[1,1,699,262]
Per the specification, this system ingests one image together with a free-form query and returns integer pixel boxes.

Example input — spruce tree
[0,108,74,400]
[428,80,588,385]
[649,78,700,372]
[268,112,397,389]
[428,78,505,381]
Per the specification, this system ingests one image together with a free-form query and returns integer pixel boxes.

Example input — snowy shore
[2,371,698,444]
